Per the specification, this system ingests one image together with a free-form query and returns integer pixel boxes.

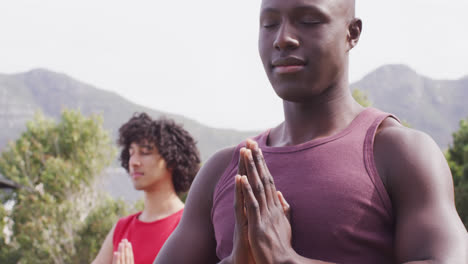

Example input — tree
[73,195,129,264]
[0,110,120,263]
[446,117,468,228]
[352,88,372,107]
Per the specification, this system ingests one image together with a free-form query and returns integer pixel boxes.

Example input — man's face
[128,142,171,191]
[259,0,353,102]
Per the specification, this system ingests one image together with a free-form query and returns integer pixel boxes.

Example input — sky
[1,0,467,131]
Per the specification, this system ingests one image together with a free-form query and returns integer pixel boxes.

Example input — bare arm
[92,224,116,264]
[374,118,467,264]
[154,146,236,264]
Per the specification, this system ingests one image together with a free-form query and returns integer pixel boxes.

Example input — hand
[230,150,256,264]
[240,139,294,264]
[112,239,134,264]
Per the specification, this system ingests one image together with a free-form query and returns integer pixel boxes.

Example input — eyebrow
[260,5,331,18]
[139,144,154,150]
[129,143,154,150]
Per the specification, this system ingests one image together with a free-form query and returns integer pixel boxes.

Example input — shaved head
[332,0,357,22]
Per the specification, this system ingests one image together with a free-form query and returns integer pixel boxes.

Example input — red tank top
[113,209,183,264]
[211,108,397,263]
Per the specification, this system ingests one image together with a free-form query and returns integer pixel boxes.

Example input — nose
[129,154,141,168]
[273,22,299,51]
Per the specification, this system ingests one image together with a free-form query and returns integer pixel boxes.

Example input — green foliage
[352,88,372,107]
[0,110,119,263]
[447,118,468,186]
[455,184,468,227]
[73,196,129,264]
[446,117,468,228]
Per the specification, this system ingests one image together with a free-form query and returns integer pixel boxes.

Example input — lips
[272,56,306,74]
[131,172,144,179]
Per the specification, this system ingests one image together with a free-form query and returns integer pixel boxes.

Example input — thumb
[277,191,291,223]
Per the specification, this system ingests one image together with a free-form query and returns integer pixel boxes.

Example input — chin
[133,183,145,191]
[274,86,322,103]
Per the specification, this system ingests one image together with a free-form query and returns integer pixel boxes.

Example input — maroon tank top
[211,108,396,263]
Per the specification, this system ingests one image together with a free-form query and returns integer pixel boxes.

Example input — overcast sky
[1,0,467,130]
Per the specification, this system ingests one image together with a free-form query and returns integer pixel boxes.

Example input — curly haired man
[93,113,200,264]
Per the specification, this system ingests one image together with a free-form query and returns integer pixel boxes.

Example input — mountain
[351,64,468,149]
[0,69,256,161]
[1,66,467,202]
[0,69,261,202]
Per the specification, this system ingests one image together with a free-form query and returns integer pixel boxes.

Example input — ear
[158,158,174,174]
[158,158,168,169]
[347,18,362,51]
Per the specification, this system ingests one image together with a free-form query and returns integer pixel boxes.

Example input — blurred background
[1,0,467,263]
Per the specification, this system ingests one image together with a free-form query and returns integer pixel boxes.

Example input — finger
[118,241,124,253]
[241,175,260,223]
[113,252,121,264]
[247,139,275,208]
[258,147,280,206]
[237,147,247,176]
[277,191,291,223]
[234,174,247,226]
[125,241,134,264]
[119,240,127,262]
[243,148,267,212]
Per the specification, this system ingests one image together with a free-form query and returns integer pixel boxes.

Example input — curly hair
[118,113,201,194]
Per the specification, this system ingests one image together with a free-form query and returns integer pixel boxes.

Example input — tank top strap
[362,108,400,217]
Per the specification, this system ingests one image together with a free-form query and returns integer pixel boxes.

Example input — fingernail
[240,147,247,155]
[252,141,258,149]
[242,175,248,183]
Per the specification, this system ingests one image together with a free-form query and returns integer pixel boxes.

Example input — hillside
[351,64,468,148]
[1,66,467,202]
[0,69,256,161]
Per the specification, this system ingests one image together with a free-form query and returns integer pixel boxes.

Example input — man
[155,0,468,263]
[92,113,201,264]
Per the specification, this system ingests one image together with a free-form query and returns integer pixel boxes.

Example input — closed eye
[300,20,321,25]
[261,19,280,28]
[263,23,279,28]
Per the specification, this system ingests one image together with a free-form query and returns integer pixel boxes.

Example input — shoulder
[373,117,453,204]
[204,146,238,174]
[374,117,444,174]
[189,145,238,197]
[113,212,140,236]
[176,145,239,216]
[374,117,467,263]
[374,117,438,160]
[117,212,140,225]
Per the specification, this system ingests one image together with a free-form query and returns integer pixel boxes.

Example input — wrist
[280,247,300,264]
[219,254,233,264]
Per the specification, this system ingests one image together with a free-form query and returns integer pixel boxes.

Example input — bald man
[154,0,467,263]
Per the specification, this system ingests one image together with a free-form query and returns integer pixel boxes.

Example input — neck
[270,72,364,147]
[139,177,184,222]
